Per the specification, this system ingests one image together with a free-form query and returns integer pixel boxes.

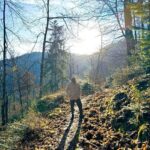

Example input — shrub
[111,65,144,86]
[138,124,150,142]
[81,82,94,95]
[36,93,65,114]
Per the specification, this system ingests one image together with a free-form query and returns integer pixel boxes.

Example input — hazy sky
[1,0,121,56]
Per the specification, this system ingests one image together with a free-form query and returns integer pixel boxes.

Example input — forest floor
[17,95,90,150]
[0,75,150,150]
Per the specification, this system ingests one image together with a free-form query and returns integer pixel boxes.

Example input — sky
[14,23,103,55]
[0,0,122,56]
[68,25,102,55]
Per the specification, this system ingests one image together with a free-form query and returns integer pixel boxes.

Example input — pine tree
[129,0,150,73]
[44,21,67,93]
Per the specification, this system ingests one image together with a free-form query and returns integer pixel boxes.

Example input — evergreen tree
[129,0,150,73]
[44,21,67,93]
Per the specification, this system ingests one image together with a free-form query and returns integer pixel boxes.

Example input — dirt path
[17,96,92,150]
[56,96,90,150]
[17,86,150,149]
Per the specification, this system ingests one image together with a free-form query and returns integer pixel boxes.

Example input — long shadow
[66,117,83,150]
[56,117,74,150]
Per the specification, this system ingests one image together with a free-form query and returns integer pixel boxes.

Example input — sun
[68,23,102,55]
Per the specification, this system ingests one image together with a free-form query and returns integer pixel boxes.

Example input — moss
[138,124,150,142]
[36,94,64,113]
[136,78,150,91]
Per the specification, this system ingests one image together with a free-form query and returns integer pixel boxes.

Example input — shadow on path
[56,117,74,150]
[56,116,83,150]
[66,117,83,150]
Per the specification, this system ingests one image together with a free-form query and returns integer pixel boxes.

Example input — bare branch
[6,27,22,41]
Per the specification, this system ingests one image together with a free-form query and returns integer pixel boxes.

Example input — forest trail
[19,91,111,150]
[1,76,150,150]
[56,96,88,150]
[18,95,92,150]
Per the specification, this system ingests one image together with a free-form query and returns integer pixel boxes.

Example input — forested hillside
[0,71,149,149]
[0,39,127,88]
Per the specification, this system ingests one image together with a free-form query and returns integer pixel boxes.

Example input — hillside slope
[1,40,127,89]
[78,76,150,149]
[0,74,149,150]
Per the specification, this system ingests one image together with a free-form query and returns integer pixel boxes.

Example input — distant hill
[15,52,42,83]
[1,39,127,89]
[91,40,127,77]
[13,52,90,83]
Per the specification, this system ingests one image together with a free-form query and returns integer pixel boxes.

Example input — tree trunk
[17,75,24,117]
[124,0,135,57]
[1,0,8,126]
[39,0,50,98]
[124,0,132,29]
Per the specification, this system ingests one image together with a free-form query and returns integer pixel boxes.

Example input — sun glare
[68,25,101,55]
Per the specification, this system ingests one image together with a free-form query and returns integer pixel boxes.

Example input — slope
[0,73,149,150]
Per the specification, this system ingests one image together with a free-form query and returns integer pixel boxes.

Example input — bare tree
[1,0,8,125]
[98,0,135,56]
[39,0,50,98]
[68,53,75,79]
[39,0,79,97]
[0,0,36,124]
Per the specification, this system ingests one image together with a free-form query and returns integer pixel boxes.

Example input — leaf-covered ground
[77,76,150,150]
[0,75,150,150]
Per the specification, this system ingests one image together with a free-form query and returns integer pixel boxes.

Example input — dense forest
[0,0,150,149]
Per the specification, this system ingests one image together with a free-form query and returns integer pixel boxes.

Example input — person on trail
[66,77,83,120]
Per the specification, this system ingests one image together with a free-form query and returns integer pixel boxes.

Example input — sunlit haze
[14,23,103,56]
[9,0,113,56]
[67,24,102,55]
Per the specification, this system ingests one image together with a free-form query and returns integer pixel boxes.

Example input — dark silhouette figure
[70,99,83,120]
[66,77,84,119]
